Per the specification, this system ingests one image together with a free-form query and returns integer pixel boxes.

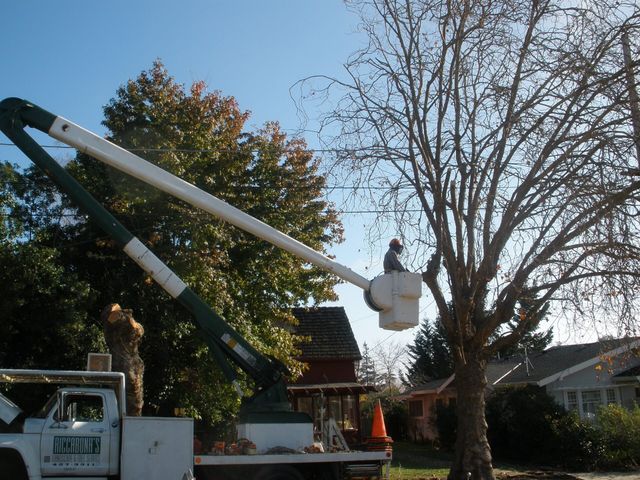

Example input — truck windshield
[33,393,57,419]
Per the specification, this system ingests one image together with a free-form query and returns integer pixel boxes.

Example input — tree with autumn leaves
[0,61,343,427]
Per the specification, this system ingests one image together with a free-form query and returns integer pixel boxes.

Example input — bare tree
[373,340,406,390]
[302,0,640,478]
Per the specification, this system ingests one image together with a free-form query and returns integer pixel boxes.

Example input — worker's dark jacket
[383,248,407,273]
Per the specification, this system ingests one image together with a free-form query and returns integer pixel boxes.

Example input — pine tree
[404,316,454,386]
[493,287,553,358]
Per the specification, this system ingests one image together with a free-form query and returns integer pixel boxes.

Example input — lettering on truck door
[40,392,111,476]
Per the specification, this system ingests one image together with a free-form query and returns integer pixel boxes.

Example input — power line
[371,330,401,350]
[0,172,415,192]
[0,205,425,225]
[0,141,535,167]
[0,142,390,155]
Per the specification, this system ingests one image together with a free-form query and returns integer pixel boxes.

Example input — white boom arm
[48,116,421,330]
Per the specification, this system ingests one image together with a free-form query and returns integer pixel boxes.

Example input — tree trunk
[448,355,495,480]
[102,303,145,416]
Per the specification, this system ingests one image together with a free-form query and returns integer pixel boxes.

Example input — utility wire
[0,206,425,222]
[0,141,535,167]
[0,142,395,154]
[0,173,416,192]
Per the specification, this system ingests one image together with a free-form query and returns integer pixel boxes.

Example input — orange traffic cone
[371,400,387,437]
[365,400,393,452]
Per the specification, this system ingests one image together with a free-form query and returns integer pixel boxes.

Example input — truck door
[40,391,111,476]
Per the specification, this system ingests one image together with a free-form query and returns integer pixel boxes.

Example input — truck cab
[1,370,128,479]
[28,387,120,476]
[1,369,195,480]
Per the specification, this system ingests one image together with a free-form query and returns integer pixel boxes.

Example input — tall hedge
[432,385,640,470]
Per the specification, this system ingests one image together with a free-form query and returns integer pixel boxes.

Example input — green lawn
[387,442,537,480]
[388,441,452,479]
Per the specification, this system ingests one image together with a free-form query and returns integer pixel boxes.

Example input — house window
[342,395,357,430]
[581,390,602,419]
[566,391,578,411]
[295,394,361,433]
[408,400,424,417]
[328,396,343,428]
[606,388,616,405]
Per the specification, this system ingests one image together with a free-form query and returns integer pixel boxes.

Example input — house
[403,378,456,442]
[401,360,519,441]
[402,337,640,441]
[288,307,374,445]
[494,337,640,418]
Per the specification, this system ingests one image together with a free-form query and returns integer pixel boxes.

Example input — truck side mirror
[53,392,67,425]
[50,392,68,430]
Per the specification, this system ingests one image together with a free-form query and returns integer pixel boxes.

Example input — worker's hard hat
[389,238,402,247]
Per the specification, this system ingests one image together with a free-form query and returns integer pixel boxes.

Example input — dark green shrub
[596,404,640,469]
[361,390,408,441]
[486,385,564,464]
[431,402,457,452]
[420,385,640,470]
[551,411,604,471]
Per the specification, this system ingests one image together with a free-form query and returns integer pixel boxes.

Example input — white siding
[542,354,640,419]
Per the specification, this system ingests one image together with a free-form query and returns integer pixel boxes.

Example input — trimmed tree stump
[101,303,145,416]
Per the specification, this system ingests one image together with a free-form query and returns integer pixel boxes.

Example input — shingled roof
[291,307,362,361]
[497,337,640,386]
[402,337,640,397]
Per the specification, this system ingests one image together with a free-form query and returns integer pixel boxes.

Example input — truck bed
[195,450,391,466]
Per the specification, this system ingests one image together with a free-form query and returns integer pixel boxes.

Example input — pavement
[574,474,640,480]
[496,470,640,480]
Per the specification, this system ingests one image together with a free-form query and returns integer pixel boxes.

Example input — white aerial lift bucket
[367,272,422,330]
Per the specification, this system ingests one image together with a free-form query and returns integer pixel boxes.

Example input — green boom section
[0,98,290,409]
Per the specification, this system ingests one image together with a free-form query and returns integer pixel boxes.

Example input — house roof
[497,337,640,387]
[291,307,361,361]
[486,358,522,385]
[613,364,640,380]
[403,378,453,395]
[403,359,521,397]
[402,337,640,398]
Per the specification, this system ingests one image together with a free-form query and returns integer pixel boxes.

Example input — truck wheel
[0,448,28,480]
[255,465,304,480]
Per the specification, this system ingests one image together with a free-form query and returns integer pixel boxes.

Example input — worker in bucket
[383,238,408,273]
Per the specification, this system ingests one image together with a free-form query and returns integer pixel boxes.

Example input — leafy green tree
[0,242,102,371]
[5,62,343,427]
[0,163,21,241]
[0,164,105,412]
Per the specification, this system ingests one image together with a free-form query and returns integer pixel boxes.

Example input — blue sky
[1,1,425,355]
[2,1,601,365]
[1,1,358,133]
